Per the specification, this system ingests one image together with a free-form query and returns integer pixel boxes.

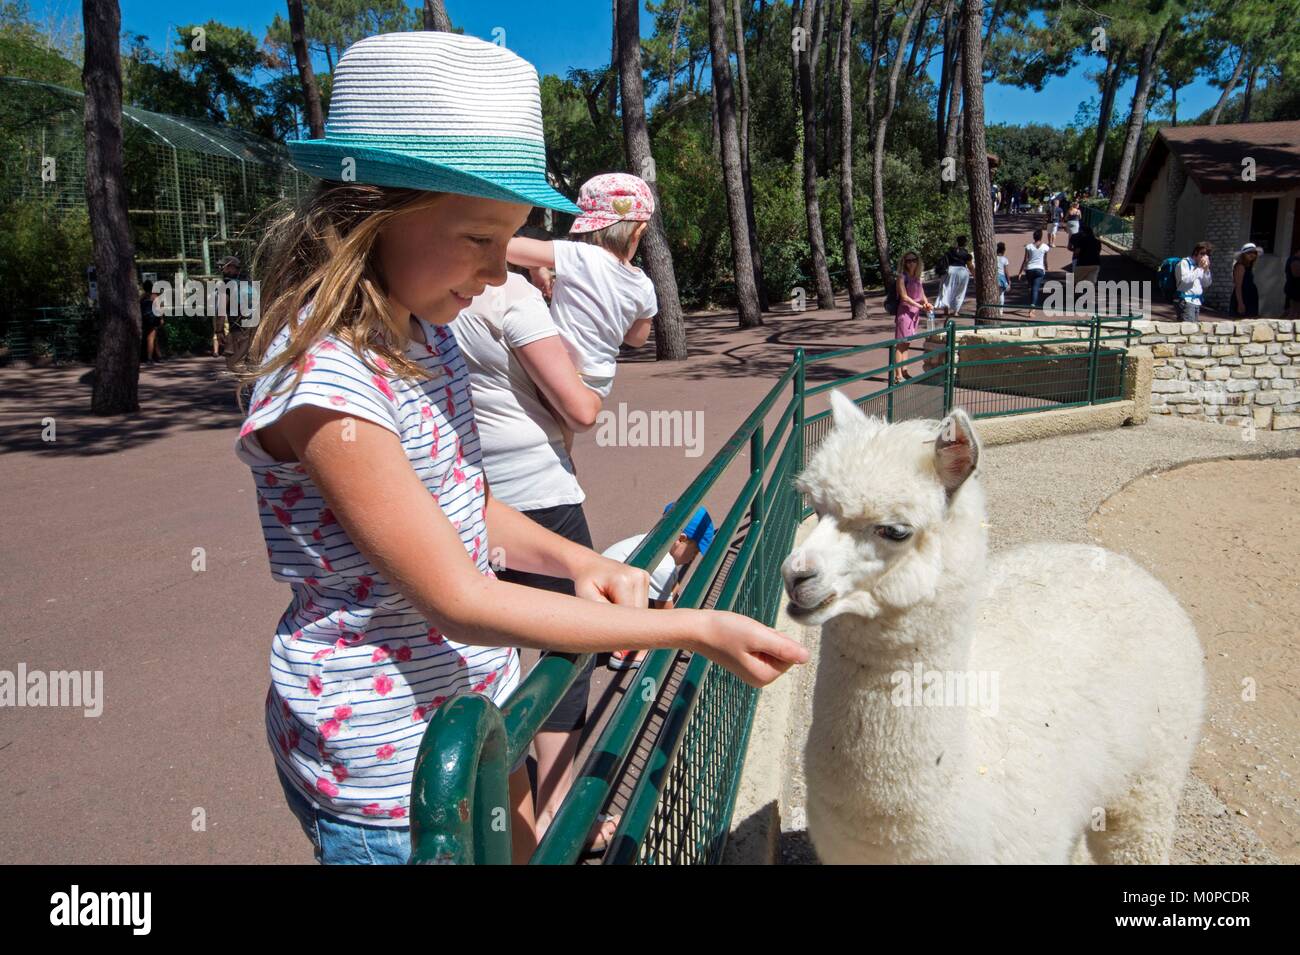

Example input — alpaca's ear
[829,389,865,429]
[934,409,980,494]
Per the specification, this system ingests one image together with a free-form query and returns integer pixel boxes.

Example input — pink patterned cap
[569,173,655,234]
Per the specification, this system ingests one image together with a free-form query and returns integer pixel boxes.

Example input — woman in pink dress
[893,252,932,384]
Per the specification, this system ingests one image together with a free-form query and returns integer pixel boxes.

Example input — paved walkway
[0,215,1191,864]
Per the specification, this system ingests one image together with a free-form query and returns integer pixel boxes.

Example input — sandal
[580,813,620,859]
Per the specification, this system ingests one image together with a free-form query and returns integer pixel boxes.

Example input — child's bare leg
[510,764,538,864]
[534,729,580,829]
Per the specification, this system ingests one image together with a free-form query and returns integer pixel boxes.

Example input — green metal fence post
[750,421,765,622]
[943,320,956,414]
[1086,314,1100,405]
[886,342,896,422]
[409,694,512,865]
[794,348,806,473]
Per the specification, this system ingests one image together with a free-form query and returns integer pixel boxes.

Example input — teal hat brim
[286,136,580,215]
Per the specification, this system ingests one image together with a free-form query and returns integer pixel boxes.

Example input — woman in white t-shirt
[1018,229,1052,316]
[452,271,612,848]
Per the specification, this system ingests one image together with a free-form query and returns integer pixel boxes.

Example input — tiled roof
[1121,120,1300,213]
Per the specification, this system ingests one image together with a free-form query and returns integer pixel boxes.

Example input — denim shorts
[277,768,411,865]
[276,755,527,865]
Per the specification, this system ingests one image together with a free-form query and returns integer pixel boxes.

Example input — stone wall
[1134,318,1300,430]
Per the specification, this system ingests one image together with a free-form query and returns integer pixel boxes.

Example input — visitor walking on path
[1018,229,1052,316]
[995,243,1010,307]
[1072,224,1102,290]
[232,32,805,866]
[1230,243,1261,318]
[893,251,933,383]
[1286,242,1300,319]
[1174,242,1214,323]
[936,237,974,319]
[140,285,165,363]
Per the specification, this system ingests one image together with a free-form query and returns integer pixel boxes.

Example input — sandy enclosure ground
[1090,458,1300,863]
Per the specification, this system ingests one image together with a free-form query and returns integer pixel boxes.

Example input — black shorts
[495,502,595,732]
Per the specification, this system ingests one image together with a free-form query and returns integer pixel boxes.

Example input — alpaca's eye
[874,524,913,542]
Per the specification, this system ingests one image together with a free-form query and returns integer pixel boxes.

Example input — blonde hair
[899,252,923,278]
[569,218,646,260]
[232,181,446,406]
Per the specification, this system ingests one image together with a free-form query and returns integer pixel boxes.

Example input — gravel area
[779,414,1300,864]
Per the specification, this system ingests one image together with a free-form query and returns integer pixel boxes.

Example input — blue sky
[34,0,1226,128]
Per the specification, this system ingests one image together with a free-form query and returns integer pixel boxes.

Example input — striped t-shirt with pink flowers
[234,315,518,827]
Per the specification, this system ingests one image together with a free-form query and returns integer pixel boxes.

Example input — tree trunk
[865,0,882,134]
[607,0,620,118]
[1089,43,1121,196]
[616,0,688,359]
[1109,22,1170,214]
[732,0,767,309]
[941,45,963,191]
[797,0,836,308]
[837,0,865,319]
[899,0,931,102]
[936,0,956,151]
[1209,52,1248,125]
[83,0,139,414]
[821,0,835,177]
[872,0,926,288]
[287,0,325,138]
[666,0,685,102]
[422,0,453,31]
[1241,60,1258,122]
[961,0,997,323]
[709,0,763,327]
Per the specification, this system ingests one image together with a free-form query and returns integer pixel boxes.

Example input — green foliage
[0,4,80,87]
[986,123,1078,193]
[0,196,92,328]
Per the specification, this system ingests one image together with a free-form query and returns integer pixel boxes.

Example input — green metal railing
[410,312,1138,865]
[1082,204,1135,249]
[1,305,96,364]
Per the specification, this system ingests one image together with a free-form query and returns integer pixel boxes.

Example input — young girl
[995,242,1010,307]
[234,32,805,865]
[893,252,932,384]
[505,172,658,405]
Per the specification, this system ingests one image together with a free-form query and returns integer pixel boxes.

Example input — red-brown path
[0,215,1173,863]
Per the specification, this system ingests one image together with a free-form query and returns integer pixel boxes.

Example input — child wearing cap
[600,504,716,671]
[506,172,658,406]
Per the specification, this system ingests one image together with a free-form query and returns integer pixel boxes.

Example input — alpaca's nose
[782,550,822,600]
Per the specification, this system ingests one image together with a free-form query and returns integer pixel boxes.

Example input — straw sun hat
[286,32,580,215]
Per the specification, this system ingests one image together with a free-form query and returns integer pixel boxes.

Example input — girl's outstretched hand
[692,610,809,688]
[572,552,651,608]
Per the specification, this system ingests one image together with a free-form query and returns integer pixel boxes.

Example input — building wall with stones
[1134,318,1300,430]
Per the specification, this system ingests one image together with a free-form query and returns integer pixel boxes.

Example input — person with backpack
[1172,242,1214,323]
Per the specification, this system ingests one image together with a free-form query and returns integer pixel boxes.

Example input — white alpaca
[782,392,1204,864]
